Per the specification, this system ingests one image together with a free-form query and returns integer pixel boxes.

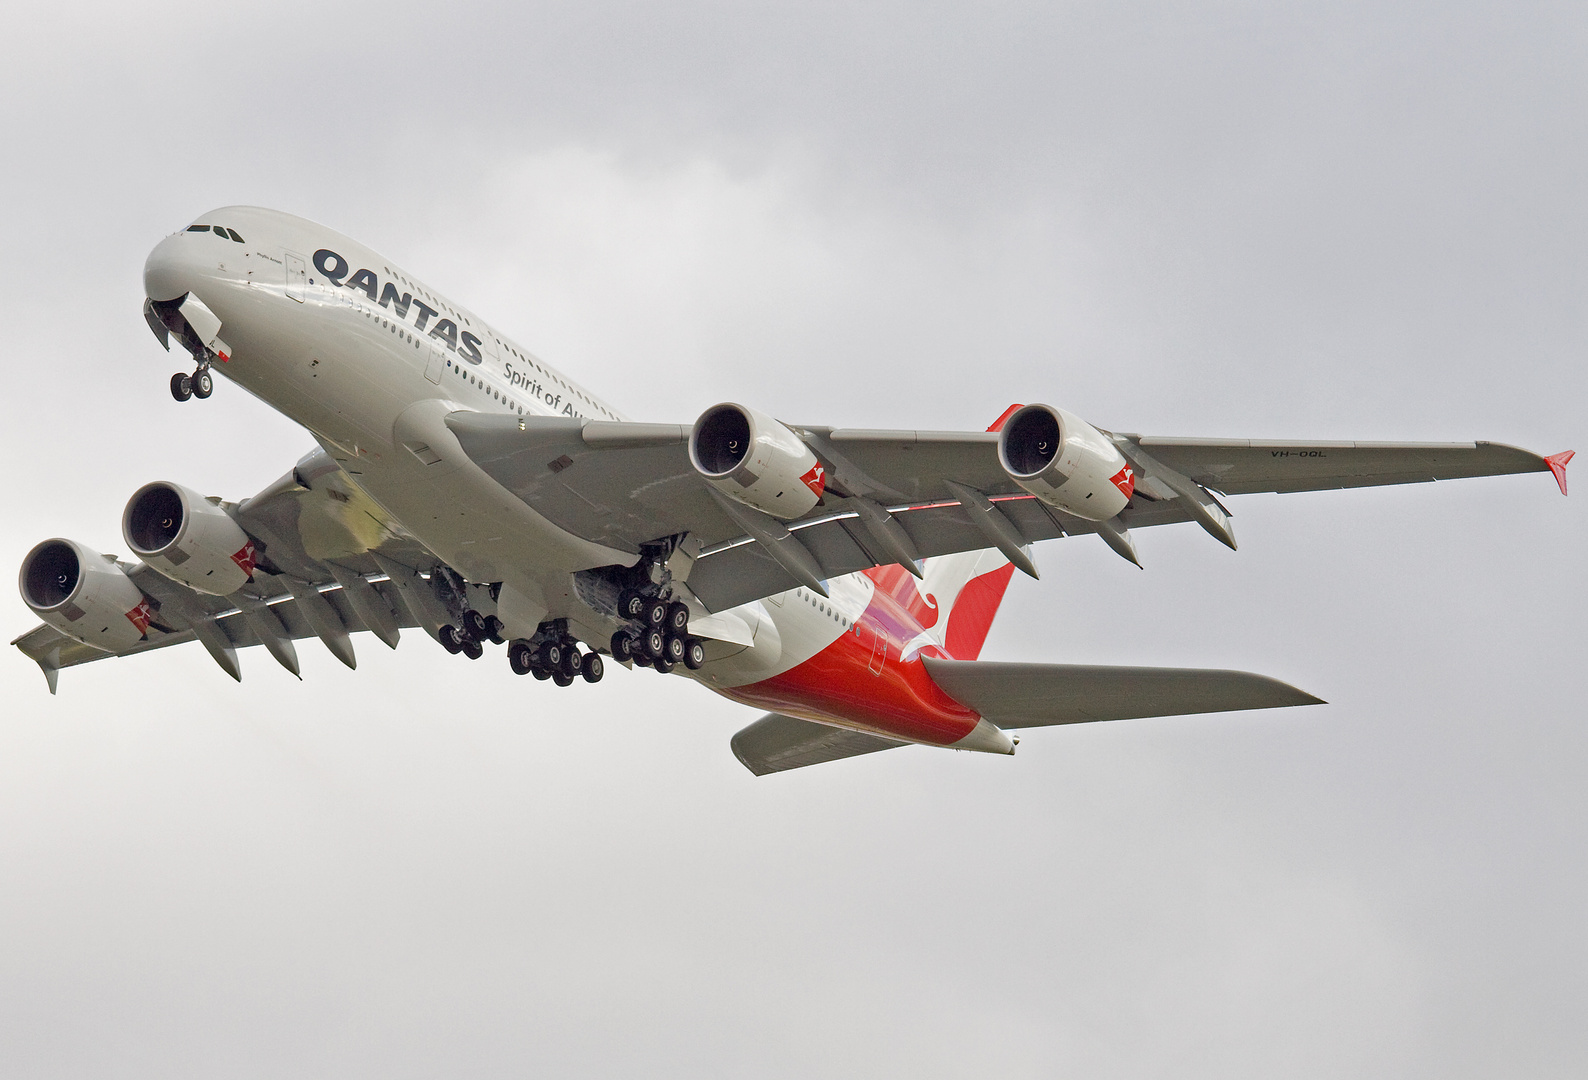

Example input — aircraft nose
[143,232,192,302]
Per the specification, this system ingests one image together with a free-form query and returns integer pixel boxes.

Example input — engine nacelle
[19,538,153,651]
[997,404,1135,521]
[689,403,827,520]
[122,482,257,595]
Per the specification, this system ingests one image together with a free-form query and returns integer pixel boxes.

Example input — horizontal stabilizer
[922,657,1323,728]
[731,713,908,776]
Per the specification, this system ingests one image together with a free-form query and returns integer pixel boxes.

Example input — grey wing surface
[1119,436,1554,495]
[13,448,445,691]
[447,413,1565,614]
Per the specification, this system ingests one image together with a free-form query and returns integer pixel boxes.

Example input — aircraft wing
[1116,436,1562,496]
[11,448,448,691]
[446,413,1567,613]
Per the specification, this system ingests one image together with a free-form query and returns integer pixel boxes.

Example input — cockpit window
[186,224,245,242]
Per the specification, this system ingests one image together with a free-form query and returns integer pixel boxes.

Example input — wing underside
[447,412,1560,613]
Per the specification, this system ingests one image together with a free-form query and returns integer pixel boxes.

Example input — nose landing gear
[170,359,216,402]
[173,352,220,403]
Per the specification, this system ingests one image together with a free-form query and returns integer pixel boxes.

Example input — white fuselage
[143,206,893,694]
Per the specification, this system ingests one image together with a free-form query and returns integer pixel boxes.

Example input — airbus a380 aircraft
[14,207,1573,774]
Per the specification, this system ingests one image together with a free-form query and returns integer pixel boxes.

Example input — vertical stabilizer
[917,549,1017,661]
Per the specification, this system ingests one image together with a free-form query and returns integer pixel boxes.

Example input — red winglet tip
[1544,450,1573,496]
[987,403,1023,433]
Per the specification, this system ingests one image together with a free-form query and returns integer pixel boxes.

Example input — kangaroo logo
[800,464,826,498]
[1110,465,1136,499]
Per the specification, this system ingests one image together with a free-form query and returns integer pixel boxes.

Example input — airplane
[13,207,1573,775]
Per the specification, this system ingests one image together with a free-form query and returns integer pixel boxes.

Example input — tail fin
[919,549,1017,661]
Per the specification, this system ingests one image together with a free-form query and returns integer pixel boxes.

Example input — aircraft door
[285,252,307,302]
[424,343,444,384]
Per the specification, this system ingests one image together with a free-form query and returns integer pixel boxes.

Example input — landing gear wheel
[683,638,707,670]
[653,657,676,674]
[662,634,687,665]
[461,638,484,660]
[580,652,604,683]
[538,640,563,671]
[642,627,666,659]
[610,632,635,662]
[665,601,690,634]
[618,589,646,620]
[531,666,551,681]
[552,669,575,687]
[192,370,214,398]
[463,609,491,641]
[558,646,581,681]
[484,615,506,645]
[508,639,535,675]
[644,598,668,628]
[170,372,193,401]
[438,624,464,654]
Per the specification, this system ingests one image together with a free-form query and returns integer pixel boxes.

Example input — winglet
[1544,450,1573,496]
[986,404,1023,433]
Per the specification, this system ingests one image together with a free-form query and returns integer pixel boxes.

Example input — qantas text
[313,249,484,364]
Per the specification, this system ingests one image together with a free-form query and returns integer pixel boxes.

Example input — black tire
[558,646,581,680]
[485,615,506,645]
[192,370,214,398]
[665,601,690,634]
[461,638,483,660]
[618,589,646,620]
[581,652,604,683]
[642,628,666,659]
[663,634,687,664]
[531,666,551,681]
[170,372,192,401]
[552,669,575,687]
[438,624,463,654]
[644,598,668,628]
[653,657,675,674]
[538,641,563,670]
[610,632,635,661]
[683,638,707,670]
[463,609,490,640]
[508,640,535,675]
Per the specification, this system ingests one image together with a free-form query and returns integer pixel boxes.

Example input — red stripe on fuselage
[716,564,993,746]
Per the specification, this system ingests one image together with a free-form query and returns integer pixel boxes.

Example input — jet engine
[19,538,153,651]
[997,404,1135,521]
[122,481,257,595]
[690,403,827,520]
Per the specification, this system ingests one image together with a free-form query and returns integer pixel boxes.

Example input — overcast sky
[1,2,1582,1076]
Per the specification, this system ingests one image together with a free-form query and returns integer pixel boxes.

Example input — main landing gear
[611,590,706,673]
[439,605,607,687]
[436,588,704,687]
[505,633,604,686]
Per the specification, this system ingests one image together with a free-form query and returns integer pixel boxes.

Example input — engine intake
[690,403,826,520]
[997,404,1135,521]
[19,538,152,651]
[123,481,257,595]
